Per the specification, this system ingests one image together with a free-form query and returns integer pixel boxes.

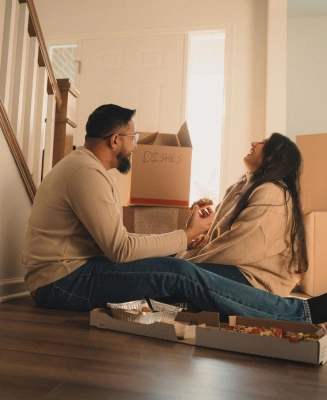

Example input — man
[21,104,325,325]
[22,104,213,310]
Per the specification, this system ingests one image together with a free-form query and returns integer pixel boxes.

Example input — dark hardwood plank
[1,296,327,400]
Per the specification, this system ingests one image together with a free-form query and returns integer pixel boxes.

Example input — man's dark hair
[85,104,136,139]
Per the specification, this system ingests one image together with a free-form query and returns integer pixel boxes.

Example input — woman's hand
[187,234,209,250]
[183,205,214,243]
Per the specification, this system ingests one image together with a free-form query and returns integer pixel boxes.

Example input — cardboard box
[123,206,190,234]
[129,122,192,207]
[90,308,219,346]
[296,133,327,215]
[300,212,327,296]
[197,316,327,365]
[90,309,327,364]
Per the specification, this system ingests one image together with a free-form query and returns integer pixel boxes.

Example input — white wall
[287,15,327,142]
[34,0,270,195]
[0,128,30,301]
[265,0,287,136]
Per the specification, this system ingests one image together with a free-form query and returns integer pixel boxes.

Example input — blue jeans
[32,256,311,323]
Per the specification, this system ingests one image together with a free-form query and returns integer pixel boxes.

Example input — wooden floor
[1,297,327,400]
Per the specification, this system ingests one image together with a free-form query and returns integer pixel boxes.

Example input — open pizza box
[197,316,327,365]
[90,308,327,365]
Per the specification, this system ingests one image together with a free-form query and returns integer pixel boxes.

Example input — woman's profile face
[243,139,267,172]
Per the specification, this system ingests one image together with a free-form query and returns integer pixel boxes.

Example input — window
[186,32,226,206]
[49,43,78,82]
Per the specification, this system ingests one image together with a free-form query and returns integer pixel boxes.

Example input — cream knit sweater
[22,147,187,292]
[176,176,300,297]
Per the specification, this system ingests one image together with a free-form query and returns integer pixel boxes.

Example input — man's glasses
[102,132,139,145]
[118,133,139,145]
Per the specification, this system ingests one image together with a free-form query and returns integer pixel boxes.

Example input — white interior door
[76,33,185,204]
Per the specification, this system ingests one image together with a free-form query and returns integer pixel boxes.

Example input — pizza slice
[189,197,214,212]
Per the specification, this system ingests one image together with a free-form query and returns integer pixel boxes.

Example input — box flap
[153,133,180,147]
[137,122,191,148]
[177,122,192,148]
[90,308,178,341]
[138,132,158,144]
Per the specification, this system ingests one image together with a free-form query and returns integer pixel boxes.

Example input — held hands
[183,205,214,244]
[187,234,209,250]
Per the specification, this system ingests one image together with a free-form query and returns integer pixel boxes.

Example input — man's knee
[166,257,196,273]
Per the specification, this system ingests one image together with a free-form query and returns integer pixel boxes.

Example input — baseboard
[0,277,30,302]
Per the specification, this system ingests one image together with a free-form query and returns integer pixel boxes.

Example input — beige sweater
[176,176,300,297]
[22,147,187,292]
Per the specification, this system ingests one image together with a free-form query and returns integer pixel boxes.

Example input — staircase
[0,0,72,202]
[0,0,79,302]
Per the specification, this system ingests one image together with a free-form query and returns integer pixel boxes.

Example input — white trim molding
[0,277,30,302]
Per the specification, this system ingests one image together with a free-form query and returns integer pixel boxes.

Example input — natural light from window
[186,32,226,208]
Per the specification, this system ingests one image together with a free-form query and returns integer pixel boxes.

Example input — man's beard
[117,151,131,174]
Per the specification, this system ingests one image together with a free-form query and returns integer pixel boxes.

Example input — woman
[176,133,308,297]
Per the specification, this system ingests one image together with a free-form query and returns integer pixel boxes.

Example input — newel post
[52,78,80,167]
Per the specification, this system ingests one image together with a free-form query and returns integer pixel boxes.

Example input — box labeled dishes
[129,122,192,207]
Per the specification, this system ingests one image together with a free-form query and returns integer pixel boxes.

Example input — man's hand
[183,205,214,243]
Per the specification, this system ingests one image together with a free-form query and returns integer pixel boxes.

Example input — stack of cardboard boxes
[296,133,327,296]
[123,122,192,234]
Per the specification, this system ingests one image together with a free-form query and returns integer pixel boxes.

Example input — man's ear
[109,134,119,150]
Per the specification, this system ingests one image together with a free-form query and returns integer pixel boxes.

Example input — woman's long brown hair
[227,133,308,274]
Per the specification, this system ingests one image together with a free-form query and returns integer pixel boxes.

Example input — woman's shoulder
[257,181,285,190]
[250,181,287,202]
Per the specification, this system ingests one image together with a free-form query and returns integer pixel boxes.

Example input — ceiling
[288,0,327,18]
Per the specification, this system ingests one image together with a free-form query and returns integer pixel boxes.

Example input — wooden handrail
[20,0,62,111]
[0,0,65,203]
[0,97,36,202]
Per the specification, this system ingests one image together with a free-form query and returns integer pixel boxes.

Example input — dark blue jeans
[32,256,311,322]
